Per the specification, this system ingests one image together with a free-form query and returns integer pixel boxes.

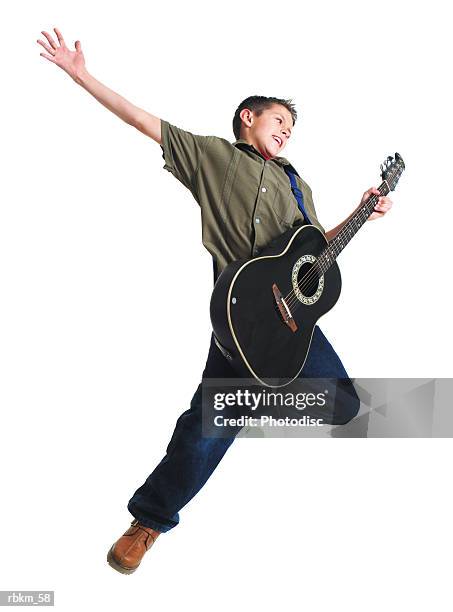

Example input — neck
[316,180,390,274]
[240,135,273,160]
[256,145,272,160]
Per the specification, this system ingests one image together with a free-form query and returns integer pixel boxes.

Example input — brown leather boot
[107,518,161,574]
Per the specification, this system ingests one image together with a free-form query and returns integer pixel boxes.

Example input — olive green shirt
[160,119,325,277]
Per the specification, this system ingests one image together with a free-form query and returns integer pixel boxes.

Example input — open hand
[360,186,393,221]
[37,27,86,81]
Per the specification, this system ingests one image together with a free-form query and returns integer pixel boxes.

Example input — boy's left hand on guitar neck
[360,186,393,221]
[325,187,394,241]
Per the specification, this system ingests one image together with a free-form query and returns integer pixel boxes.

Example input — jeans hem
[128,508,177,534]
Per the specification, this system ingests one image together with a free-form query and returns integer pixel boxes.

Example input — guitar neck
[316,180,390,275]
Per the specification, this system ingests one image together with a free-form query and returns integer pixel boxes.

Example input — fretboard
[316,181,390,275]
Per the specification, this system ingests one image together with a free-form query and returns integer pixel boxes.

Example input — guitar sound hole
[291,254,325,305]
[296,263,319,297]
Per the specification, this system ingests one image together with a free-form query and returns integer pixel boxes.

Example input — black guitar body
[210,225,342,387]
[209,153,405,388]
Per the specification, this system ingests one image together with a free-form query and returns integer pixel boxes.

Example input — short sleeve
[160,119,212,195]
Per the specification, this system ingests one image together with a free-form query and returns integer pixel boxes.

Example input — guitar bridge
[272,283,298,333]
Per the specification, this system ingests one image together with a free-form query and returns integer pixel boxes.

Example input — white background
[1,0,452,610]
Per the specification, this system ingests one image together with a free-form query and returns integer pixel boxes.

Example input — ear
[239,108,253,128]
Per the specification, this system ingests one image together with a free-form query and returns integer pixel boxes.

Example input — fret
[316,183,387,275]
[310,153,404,278]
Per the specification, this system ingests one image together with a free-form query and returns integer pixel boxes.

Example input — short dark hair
[232,95,298,140]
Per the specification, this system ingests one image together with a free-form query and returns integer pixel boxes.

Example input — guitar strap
[282,165,312,226]
[212,257,219,285]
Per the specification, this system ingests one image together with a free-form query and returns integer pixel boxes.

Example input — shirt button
[255,217,260,224]
[261,187,267,192]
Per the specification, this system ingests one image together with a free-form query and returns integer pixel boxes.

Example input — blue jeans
[127,326,360,533]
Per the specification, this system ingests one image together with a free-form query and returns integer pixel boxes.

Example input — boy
[37,27,393,575]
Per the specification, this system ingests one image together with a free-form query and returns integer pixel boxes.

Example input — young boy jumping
[37,27,393,575]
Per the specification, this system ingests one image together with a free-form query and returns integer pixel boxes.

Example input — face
[239,103,294,160]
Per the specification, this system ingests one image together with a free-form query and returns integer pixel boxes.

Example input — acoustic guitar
[210,153,405,388]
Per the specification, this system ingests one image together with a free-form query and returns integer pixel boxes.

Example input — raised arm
[37,27,162,144]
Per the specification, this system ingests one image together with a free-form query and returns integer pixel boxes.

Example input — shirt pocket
[270,181,296,227]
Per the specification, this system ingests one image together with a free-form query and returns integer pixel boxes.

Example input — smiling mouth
[273,136,282,147]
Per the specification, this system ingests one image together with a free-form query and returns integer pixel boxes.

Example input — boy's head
[232,95,297,160]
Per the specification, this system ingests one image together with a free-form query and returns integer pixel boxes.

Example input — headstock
[380,152,405,191]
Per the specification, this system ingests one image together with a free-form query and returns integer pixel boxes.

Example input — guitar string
[281,185,388,311]
[282,165,401,308]
[282,190,382,310]
[283,191,382,311]
[283,170,400,312]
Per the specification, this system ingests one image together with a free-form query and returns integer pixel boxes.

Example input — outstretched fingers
[39,52,57,63]
[40,30,58,51]
[37,38,55,56]
[53,27,67,47]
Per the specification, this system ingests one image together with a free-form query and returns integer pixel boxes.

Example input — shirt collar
[231,139,301,177]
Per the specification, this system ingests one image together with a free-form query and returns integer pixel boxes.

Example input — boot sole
[107,544,139,575]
